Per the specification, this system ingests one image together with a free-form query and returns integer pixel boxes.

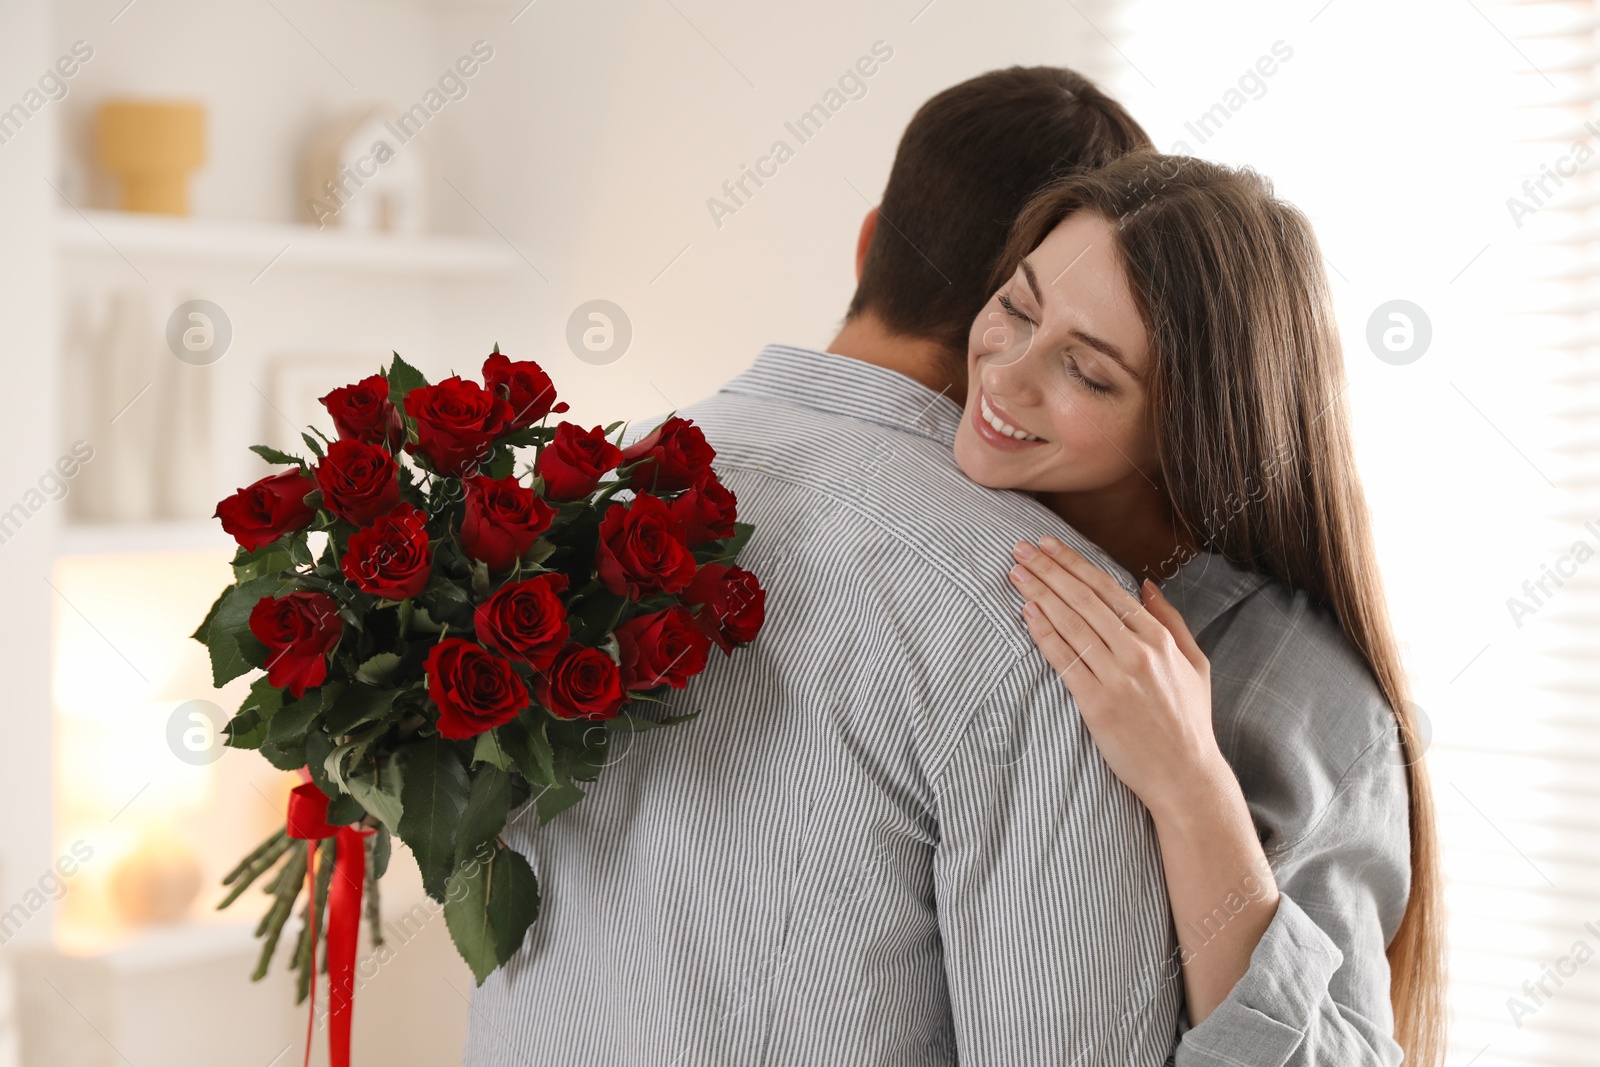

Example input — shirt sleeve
[931,653,1182,1067]
[1174,734,1410,1067]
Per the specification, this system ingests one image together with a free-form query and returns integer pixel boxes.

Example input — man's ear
[854,208,879,282]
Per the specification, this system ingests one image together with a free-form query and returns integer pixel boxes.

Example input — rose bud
[595,492,696,600]
[461,474,556,573]
[314,439,400,526]
[214,469,317,551]
[621,416,714,494]
[340,502,432,600]
[615,607,711,691]
[473,573,570,673]
[684,562,766,654]
[534,644,624,722]
[424,637,530,740]
[247,591,344,698]
[319,374,403,450]
[403,376,513,477]
[483,351,569,429]
[669,472,738,545]
[535,422,623,502]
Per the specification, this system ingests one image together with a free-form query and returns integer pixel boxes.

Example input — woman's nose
[980,322,1044,405]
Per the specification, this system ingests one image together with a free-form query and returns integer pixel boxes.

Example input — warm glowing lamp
[95,99,206,215]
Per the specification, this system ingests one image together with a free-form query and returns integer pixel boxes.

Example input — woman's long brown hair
[995,151,1445,1067]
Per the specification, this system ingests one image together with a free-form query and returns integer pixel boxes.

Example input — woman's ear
[855,208,879,281]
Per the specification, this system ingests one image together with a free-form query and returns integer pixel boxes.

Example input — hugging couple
[465,67,1444,1067]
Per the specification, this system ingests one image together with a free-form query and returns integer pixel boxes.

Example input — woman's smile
[973,388,1046,449]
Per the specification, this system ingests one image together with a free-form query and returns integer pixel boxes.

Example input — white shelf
[57,209,529,279]
[56,520,236,558]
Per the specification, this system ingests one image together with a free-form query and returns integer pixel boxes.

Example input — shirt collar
[722,344,965,445]
[1157,550,1276,636]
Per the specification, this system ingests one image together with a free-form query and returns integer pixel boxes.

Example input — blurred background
[0,0,1594,1064]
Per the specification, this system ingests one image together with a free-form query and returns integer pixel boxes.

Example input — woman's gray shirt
[1155,551,1411,1067]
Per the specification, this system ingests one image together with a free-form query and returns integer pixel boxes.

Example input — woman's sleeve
[1172,729,1411,1067]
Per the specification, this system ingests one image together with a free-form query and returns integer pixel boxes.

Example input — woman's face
[954,211,1159,497]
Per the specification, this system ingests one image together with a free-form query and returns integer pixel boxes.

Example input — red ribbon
[286,781,372,1067]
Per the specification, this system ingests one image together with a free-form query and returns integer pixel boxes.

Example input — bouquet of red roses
[194,349,764,1046]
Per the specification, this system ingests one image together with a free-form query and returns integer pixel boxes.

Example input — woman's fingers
[1021,599,1104,693]
[1011,540,1149,651]
[1035,536,1164,638]
[1141,580,1209,675]
[1010,565,1111,682]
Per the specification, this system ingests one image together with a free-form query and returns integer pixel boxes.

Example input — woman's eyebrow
[1022,255,1141,380]
[1020,259,1044,305]
[1069,330,1140,380]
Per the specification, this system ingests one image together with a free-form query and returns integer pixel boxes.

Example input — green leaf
[203,576,287,686]
[259,732,308,772]
[455,766,512,866]
[472,730,515,772]
[369,824,392,880]
[303,728,337,797]
[354,652,403,687]
[498,714,555,788]
[192,587,226,645]
[608,709,701,733]
[223,706,267,750]
[266,691,321,748]
[442,842,540,986]
[418,574,477,630]
[233,546,295,584]
[327,791,365,826]
[534,780,585,824]
[249,444,307,468]
[300,432,325,459]
[697,521,755,566]
[480,447,515,481]
[488,844,539,964]
[347,754,404,832]
[324,683,396,735]
[398,738,470,902]
[548,718,608,783]
[386,353,429,414]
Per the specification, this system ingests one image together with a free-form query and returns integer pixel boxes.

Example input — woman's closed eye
[997,291,1034,324]
[1064,354,1113,396]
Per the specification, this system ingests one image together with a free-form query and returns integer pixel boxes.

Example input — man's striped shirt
[464,344,1179,1066]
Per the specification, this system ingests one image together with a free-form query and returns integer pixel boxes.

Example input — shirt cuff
[1175,893,1344,1067]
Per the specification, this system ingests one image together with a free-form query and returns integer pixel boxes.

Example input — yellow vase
[96,100,206,215]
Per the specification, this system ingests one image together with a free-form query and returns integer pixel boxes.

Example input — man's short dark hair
[845,67,1151,363]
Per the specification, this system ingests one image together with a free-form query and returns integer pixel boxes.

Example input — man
[466,67,1178,1066]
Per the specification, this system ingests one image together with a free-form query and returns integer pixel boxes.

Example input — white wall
[0,0,60,960]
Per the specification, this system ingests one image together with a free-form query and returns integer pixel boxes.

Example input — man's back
[464,346,1179,1066]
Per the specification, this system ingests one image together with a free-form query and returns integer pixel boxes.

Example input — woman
[952,152,1445,1066]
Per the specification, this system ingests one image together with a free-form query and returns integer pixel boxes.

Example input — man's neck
[826,313,965,399]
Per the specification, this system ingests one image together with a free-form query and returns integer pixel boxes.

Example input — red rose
[214,470,316,551]
[534,644,624,721]
[684,563,766,654]
[320,374,403,450]
[461,474,556,572]
[424,637,530,740]
[621,416,714,493]
[474,574,570,672]
[314,439,400,526]
[615,607,711,691]
[535,423,623,502]
[595,492,697,599]
[669,472,738,545]
[247,591,344,698]
[403,377,513,477]
[341,502,432,599]
[483,352,569,429]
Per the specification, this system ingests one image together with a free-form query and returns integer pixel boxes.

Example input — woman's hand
[1008,535,1224,817]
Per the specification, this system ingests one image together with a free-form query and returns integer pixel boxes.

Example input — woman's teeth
[981,394,1042,441]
